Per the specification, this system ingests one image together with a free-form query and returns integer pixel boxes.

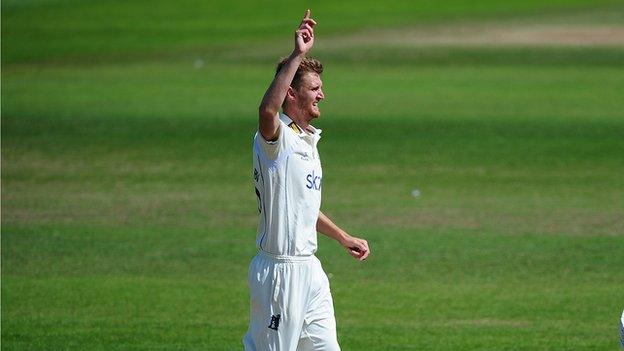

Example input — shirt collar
[279,112,322,136]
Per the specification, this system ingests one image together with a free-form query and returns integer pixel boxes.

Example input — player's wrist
[291,48,308,59]
[338,232,352,247]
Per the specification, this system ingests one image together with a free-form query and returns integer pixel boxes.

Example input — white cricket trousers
[243,251,340,351]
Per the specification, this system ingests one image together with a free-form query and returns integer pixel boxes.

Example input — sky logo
[306,170,322,190]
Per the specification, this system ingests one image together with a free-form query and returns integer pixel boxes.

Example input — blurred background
[2,0,624,349]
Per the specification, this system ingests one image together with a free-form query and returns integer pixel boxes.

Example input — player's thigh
[297,314,340,351]
[245,256,309,350]
[298,259,340,351]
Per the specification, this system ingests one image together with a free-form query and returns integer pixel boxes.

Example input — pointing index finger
[303,18,317,26]
[304,9,310,19]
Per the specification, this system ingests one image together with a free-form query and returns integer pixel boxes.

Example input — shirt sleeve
[255,118,293,165]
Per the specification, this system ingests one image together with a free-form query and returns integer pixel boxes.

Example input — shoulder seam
[254,135,294,171]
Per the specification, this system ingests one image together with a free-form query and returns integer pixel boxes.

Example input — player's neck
[283,109,310,131]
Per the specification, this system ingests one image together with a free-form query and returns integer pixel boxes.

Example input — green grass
[2,0,622,63]
[3,227,623,350]
[3,60,624,349]
[3,0,624,349]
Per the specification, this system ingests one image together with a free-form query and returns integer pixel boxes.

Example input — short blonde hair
[276,57,323,89]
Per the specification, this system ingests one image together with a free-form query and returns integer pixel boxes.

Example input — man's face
[294,72,324,120]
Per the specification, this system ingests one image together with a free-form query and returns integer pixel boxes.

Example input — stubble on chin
[299,104,320,120]
[310,105,321,118]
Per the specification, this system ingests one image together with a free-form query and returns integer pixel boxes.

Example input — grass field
[2,1,624,350]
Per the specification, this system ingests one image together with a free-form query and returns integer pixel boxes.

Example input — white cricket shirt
[252,113,323,257]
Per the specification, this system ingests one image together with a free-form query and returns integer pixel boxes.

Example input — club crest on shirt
[268,314,281,330]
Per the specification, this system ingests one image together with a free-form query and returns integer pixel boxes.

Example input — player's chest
[288,139,322,192]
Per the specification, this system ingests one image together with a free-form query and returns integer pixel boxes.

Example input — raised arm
[258,10,317,141]
[317,211,370,261]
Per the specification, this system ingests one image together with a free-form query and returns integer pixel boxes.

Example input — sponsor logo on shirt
[306,170,322,191]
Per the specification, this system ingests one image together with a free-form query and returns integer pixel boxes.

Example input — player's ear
[286,86,297,102]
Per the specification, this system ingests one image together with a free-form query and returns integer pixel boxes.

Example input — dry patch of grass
[319,24,624,50]
[317,5,624,49]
